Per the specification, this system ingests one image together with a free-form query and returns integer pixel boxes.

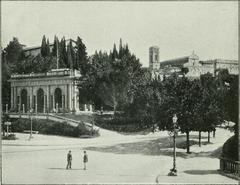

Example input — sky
[1,1,238,67]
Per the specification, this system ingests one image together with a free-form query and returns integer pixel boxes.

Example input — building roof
[23,39,76,51]
[160,56,189,67]
[23,44,54,51]
[200,59,238,65]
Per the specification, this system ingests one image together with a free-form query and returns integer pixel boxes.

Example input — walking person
[83,151,88,170]
[66,150,72,169]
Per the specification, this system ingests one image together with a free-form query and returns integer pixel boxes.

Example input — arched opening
[54,88,62,108]
[37,88,44,113]
[20,89,28,112]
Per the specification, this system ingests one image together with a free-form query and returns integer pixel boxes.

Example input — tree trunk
[198,131,201,147]
[213,129,216,138]
[186,130,190,153]
[2,124,5,136]
[208,131,210,143]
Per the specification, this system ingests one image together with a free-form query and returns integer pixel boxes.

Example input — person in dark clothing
[83,151,88,170]
[66,150,72,169]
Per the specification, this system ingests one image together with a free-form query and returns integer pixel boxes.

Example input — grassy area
[58,113,94,123]
[9,118,99,138]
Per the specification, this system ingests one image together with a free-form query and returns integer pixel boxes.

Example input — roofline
[160,56,189,63]
[23,38,76,51]
[23,44,54,51]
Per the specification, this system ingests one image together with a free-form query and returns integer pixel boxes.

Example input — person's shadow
[184,169,219,175]
[48,167,84,170]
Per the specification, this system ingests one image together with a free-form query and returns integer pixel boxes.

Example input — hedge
[221,134,238,161]
[9,118,99,138]
[94,115,152,132]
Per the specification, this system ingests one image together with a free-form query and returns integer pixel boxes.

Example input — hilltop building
[148,46,238,79]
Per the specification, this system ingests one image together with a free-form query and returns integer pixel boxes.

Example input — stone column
[32,95,35,110]
[75,87,79,112]
[22,104,25,114]
[11,87,14,109]
[73,85,79,112]
[6,104,8,113]
[47,85,50,113]
[30,87,33,110]
[19,93,22,111]
[62,95,64,109]
[43,95,46,113]
[53,94,55,110]
[27,96,30,111]
[68,83,72,111]
[14,87,17,110]
[17,96,20,113]
[56,103,59,113]
[35,95,38,114]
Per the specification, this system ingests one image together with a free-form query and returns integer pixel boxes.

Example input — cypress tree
[75,36,87,74]
[52,35,59,57]
[59,37,67,68]
[119,38,123,58]
[67,43,73,69]
[112,43,118,60]
[41,35,48,57]
[46,39,50,57]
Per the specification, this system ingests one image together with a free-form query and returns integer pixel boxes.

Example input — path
[2,127,238,184]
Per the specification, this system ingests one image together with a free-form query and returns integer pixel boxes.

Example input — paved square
[2,128,238,184]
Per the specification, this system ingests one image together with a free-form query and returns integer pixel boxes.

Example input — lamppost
[168,114,178,176]
[29,108,34,140]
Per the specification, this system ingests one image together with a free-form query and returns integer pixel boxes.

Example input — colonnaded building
[9,68,82,114]
[148,46,238,79]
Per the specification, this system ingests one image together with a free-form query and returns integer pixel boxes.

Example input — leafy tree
[78,40,142,113]
[4,37,24,66]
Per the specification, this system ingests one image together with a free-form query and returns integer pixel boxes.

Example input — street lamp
[168,114,178,176]
[29,108,34,140]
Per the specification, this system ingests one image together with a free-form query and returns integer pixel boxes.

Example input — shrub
[2,133,17,140]
[222,135,238,161]
[9,118,99,138]
[94,115,151,132]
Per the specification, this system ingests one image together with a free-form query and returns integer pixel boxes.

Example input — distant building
[149,46,160,71]
[23,44,54,57]
[23,39,76,57]
[148,47,238,79]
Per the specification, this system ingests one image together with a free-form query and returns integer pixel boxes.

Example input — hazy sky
[1,1,238,67]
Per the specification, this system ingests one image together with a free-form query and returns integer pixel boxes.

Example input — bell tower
[149,46,160,70]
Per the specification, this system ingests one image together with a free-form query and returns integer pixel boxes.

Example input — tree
[78,40,143,114]
[52,35,59,57]
[75,36,88,73]
[59,37,67,68]
[67,41,74,69]
[1,50,11,109]
[41,35,50,57]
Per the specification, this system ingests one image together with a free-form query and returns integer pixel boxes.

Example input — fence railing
[219,157,240,177]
